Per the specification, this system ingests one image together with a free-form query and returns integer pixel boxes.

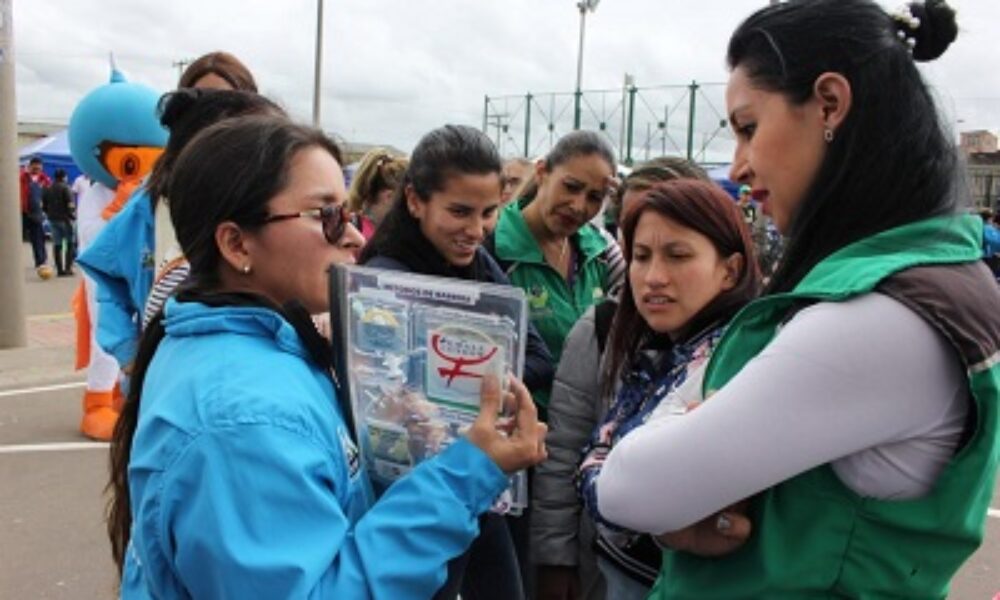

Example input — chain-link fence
[483,81,736,165]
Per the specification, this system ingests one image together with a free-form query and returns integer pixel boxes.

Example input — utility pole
[0,0,27,348]
[485,113,509,155]
[172,58,190,82]
[573,0,600,130]
[618,73,633,159]
[312,0,324,127]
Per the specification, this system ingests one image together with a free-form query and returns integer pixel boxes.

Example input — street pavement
[1,241,998,598]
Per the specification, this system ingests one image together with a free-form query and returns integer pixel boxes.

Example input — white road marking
[27,312,73,321]
[0,441,109,454]
[0,381,86,398]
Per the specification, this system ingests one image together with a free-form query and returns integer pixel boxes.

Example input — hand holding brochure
[330,265,529,513]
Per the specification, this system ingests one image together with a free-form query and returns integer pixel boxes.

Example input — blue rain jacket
[77,188,155,367]
[121,299,507,599]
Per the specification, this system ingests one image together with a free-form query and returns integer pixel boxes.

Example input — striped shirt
[143,257,190,329]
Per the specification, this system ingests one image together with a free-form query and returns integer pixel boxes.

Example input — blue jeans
[25,217,47,268]
[433,512,525,600]
[49,220,75,273]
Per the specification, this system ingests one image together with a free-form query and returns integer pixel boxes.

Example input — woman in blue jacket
[107,115,547,599]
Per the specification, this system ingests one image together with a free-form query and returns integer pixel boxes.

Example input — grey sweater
[530,305,608,599]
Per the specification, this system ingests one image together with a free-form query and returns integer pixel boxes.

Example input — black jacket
[42,181,74,222]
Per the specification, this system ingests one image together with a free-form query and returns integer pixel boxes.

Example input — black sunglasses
[262,203,350,244]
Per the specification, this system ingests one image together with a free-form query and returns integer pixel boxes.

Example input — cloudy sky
[13,0,1000,159]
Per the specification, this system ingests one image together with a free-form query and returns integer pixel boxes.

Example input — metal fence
[483,81,736,165]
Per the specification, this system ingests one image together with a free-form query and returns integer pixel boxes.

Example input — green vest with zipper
[491,199,613,411]
[650,215,1000,599]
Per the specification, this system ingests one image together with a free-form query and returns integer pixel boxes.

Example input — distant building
[959,130,998,155]
[965,152,1000,212]
[17,121,65,149]
[18,120,403,169]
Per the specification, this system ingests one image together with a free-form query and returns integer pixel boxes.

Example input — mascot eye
[99,144,163,183]
[121,153,140,177]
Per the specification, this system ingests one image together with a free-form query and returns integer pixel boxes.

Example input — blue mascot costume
[68,65,166,441]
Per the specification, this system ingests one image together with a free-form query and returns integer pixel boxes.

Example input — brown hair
[613,157,710,223]
[603,179,761,396]
[346,149,408,214]
[178,51,257,92]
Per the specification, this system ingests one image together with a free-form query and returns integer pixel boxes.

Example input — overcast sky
[13,0,1000,159]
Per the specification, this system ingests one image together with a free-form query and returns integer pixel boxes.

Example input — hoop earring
[824,128,834,143]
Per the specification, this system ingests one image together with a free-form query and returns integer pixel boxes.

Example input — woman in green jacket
[487,131,624,412]
[596,1,1000,598]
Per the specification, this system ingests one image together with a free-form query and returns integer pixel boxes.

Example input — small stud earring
[824,128,834,143]
[242,264,251,274]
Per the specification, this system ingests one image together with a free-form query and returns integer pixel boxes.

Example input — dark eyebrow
[303,192,341,205]
[728,105,750,127]
[634,239,693,253]
[664,241,693,251]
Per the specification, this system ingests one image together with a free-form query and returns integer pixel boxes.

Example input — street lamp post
[574,0,599,130]
[313,0,324,127]
[0,0,27,348]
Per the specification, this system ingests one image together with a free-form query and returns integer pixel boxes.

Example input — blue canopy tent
[706,165,740,200]
[19,129,83,183]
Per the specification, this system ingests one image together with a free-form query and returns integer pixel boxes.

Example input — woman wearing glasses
[108,115,547,599]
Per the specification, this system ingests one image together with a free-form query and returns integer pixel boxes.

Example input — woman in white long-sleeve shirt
[597,1,1000,598]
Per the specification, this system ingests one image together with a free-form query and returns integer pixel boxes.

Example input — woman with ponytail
[108,115,547,598]
[596,1,1000,597]
[360,124,554,600]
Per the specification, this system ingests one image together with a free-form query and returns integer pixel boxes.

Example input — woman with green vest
[596,1,1000,598]
[486,131,625,412]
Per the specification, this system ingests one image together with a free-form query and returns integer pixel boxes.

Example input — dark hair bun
[905,0,958,62]
[157,89,206,130]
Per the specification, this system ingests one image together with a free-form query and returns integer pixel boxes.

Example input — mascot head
[68,66,167,189]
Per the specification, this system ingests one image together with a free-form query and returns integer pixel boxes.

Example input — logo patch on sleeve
[339,426,362,480]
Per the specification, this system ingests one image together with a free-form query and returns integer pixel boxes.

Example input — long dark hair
[728,0,960,293]
[517,130,616,202]
[359,124,502,278]
[145,89,285,208]
[107,115,342,574]
[603,179,761,396]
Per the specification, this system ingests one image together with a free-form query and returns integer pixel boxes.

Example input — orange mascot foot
[81,390,120,441]
[111,381,126,413]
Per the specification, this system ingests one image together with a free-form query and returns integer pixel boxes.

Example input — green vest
[651,215,1000,599]
[492,199,612,410]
